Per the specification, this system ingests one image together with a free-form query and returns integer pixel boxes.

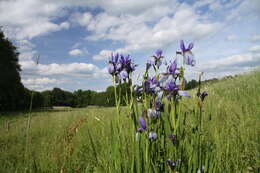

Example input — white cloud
[72,12,93,26]
[227,34,237,41]
[69,49,83,56]
[197,52,260,78]
[20,61,106,78]
[249,45,260,53]
[0,0,70,40]
[80,4,221,53]
[22,77,66,91]
[22,77,62,85]
[93,50,113,61]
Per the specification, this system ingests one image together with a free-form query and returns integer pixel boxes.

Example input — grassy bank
[0,71,259,172]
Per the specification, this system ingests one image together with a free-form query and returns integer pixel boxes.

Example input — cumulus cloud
[79,4,221,53]
[22,77,65,91]
[227,34,238,41]
[249,45,260,52]
[20,60,106,78]
[93,50,113,61]
[69,49,83,56]
[22,77,62,85]
[197,51,260,79]
[0,0,70,40]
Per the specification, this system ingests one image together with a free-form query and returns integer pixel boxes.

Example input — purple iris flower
[144,77,160,94]
[115,63,122,71]
[169,134,177,145]
[152,50,164,69]
[120,54,130,65]
[165,80,179,99]
[185,54,196,67]
[165,80,178,92]
[144,81,150,93]
[178,90,191,98]
[156,49,163,57]
[180,40,194,53]
[135,86,143,95]
[108,64,115,75]
[120,70,128,80]
[137,117,147,132]
[200,91,208,102]
[110,53,119,64]
[167,60,177,75]
[149,132,157,140]
[155,100,164,112]
[119,54,137,73]
[150,77,159,87]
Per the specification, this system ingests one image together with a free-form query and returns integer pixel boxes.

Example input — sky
[0,0,260,92]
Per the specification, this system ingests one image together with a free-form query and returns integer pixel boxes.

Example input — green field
[0,71,260,173]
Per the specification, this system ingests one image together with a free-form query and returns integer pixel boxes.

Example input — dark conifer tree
[0,29,26,111]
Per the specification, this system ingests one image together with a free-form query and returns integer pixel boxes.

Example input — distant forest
[0,29,221,112]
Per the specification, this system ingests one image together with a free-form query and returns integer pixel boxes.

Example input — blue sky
[0,0,259,91]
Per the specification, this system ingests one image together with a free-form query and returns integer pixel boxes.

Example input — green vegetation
[0,71,259,172]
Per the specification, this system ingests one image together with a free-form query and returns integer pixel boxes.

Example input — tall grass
[0,71,259,172]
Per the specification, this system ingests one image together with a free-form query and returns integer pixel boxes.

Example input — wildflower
[156,49,163,57]
[167,60,177,75]
[144,77,160,94]
[108,53,122,77]
[200,91,208,101]
[108,64,115,75]
[152,49,164,69]
[109,53,119,65]
[167,159,181,170]
[197,165,205,173]
[120,54,137,73]
[120,70,128,80]
[155,100,164,112]
[197,91,208,102]
[185,55,196,66]
[169,134,177,145]
[165,80,179,93]
[115,63,122,71]
[137,117,147,132]
[180,40,193,53]
[157,91,163,101]
[134,86,143,95]
[178,40,196,67]
[149,132,157,140]
[166,159,176,170]
[148,109,161,118]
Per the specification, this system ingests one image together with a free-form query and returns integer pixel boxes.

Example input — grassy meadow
[0,71,260,173]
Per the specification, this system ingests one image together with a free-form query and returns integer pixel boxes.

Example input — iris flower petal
[180,40,185,52]
[139,117,147,130]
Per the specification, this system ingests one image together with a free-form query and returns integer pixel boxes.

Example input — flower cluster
[108,53,137,82]
[108,40,209,172]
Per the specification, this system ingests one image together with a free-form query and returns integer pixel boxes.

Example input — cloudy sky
[1,0,260,91]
